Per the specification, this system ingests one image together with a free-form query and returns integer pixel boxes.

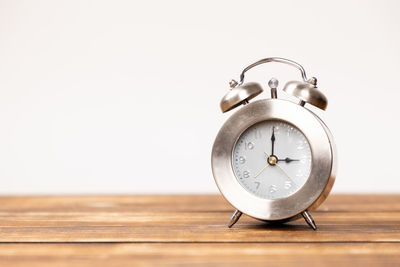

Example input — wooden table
[0,194,399,266]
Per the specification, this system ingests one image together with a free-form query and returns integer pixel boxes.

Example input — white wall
[0,0,399,194]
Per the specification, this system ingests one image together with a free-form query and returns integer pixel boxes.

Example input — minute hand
[270,126,275,155]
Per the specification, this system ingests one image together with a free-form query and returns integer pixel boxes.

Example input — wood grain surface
[0,194,399,266]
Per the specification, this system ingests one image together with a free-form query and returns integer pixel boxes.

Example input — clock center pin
[268,155,278,165]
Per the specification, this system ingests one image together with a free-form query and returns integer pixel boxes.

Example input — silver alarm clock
[211,57,337,230]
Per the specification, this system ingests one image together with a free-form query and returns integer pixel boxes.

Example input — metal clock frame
[211,98,337,228]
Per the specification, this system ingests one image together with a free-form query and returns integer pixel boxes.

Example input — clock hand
[264,151,278,162]
[275,163,298,187]
[270,126,275,155]
[264,152,297,187]
[278,157,300,163]
[253,152,278,178]
[253,163,270,178]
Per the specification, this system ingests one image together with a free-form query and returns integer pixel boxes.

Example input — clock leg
[228,210,242,228]
[302,210,317,230]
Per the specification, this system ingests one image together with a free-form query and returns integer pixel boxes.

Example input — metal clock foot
[228,210,242,228]
[302,210,317,230]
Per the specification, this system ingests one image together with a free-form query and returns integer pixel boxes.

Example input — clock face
[232,120,312,199]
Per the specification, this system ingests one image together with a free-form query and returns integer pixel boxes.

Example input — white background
[0,0,399,194]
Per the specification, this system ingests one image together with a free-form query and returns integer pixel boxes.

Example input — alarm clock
[211,57,336,230]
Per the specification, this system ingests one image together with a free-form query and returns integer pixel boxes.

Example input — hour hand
[278,157,299,163]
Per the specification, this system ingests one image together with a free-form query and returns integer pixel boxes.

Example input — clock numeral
[269,185,277,193]
[239,156,246,164]
[286,127,294,137]
[254,129,262,139]
[284,181,292,189]
[297,139,307,150]
[245,142,254,150]
[254,182,260,189]
[243,171,250,178]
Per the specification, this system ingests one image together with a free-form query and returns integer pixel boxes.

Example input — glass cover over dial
[232,120,312,199]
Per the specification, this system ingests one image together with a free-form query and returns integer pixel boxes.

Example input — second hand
[264,152,297,187]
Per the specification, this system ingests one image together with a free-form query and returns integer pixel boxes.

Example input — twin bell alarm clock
[211,57,337,230]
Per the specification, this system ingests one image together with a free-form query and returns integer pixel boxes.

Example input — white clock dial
[232,120,312,199]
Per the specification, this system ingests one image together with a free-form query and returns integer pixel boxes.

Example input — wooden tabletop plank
[0,195,399,243]
[0,243,399,267]
[0,194,399,212]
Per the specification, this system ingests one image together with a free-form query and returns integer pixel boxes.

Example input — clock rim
[211,98,336,221]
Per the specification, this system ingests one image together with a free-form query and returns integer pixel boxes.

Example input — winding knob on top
[268,78,279,89]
